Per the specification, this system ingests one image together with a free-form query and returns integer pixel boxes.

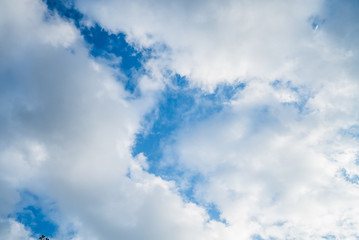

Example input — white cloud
[79,1,359,237]
[75,0,327,89]
[2,0,359,239]
[0,0,222,239]
[0,219,36,240]
[164,79,359,238]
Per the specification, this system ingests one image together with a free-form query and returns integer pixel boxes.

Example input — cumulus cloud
[75,0,327,88]
[2,0,359,239]
[0,219,36,240]
[165,80,359,238]
[0,0,222,239]
[72,0,359,238]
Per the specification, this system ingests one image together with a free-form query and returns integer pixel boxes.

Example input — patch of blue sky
[10,191,58,238]
[16,206,57,238]
[309,15,326,30]
[180,173,205,202]
[355,156,359,166]
[165,170,227,223]
[132,75,244,222]
[44,0,82,27]
[340,125,359,139]
[252,235,280,240]
[252,235,265,240]
[321,234,336,240]
[274,221,286,227]
[133,75,245,176]
[340,168,359,185]
[44,0,146,94]
[271,79,313,114]
[206,203,227,224]
[339,126,359,166]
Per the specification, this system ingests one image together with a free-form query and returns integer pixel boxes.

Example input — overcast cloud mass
[1,0,359,239]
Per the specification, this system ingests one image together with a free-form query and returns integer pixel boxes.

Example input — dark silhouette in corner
[39,234,49,240]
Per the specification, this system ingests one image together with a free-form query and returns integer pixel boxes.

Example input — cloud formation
[75,0,326,88]
[0,0,219,239]
[1,0,359,239]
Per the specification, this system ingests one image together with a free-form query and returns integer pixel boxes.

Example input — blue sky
[1,0,359,239]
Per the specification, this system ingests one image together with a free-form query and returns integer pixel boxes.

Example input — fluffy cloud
[72,0,359,238]
[2,0,359,239]
[165,80,359,238]
[75,0,326,89]
[0,0,222,239]
[0,219,36,240]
